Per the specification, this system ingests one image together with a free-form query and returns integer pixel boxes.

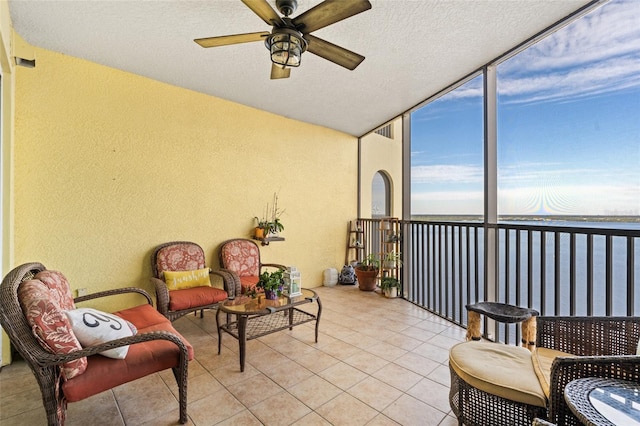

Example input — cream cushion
[532,347,573,397]
[449,341,547,408]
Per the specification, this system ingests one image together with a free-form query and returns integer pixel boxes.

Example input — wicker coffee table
[216,289,321,371]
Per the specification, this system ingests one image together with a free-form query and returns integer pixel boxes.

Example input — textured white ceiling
[9,0,594,136]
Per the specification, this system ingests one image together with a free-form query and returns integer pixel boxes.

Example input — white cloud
[412,164,483,183]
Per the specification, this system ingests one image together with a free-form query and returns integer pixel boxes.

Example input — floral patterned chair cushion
[219,239,261,293]
[18,271,87,379]
[155,242,206,277]
[220,239,260,277]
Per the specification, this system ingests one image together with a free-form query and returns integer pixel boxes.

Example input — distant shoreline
[411,215,640,223]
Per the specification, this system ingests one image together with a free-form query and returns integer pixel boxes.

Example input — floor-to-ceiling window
[410,75,485,220]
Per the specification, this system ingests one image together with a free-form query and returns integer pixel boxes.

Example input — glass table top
[589,383,640,426]
[220,288,316,314]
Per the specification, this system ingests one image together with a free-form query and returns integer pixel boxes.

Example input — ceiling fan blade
[194,32,269,48]
[271,64,291,79]
[305,34,365,70]
[241,0,284,26]
[293,0,371,34]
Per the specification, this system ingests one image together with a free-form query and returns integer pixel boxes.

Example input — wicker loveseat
[0,262,194,425]
[449,315,640,425]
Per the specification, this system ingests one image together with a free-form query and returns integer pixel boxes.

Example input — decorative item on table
[254,192,285,238]
[256,269,284,300]
[283,266,302,297]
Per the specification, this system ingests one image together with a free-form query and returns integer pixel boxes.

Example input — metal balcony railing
[359,218,640,345]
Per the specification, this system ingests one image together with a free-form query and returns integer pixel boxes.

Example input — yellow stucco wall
[1,43,358,364]
[359,118,403,218]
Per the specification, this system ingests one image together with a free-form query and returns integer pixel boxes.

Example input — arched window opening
[372,171,391,218]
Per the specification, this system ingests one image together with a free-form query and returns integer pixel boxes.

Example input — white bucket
[323,268,338,286]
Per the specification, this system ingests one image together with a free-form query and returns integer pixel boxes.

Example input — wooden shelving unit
[345,220,365,265]
[378,217,400,282]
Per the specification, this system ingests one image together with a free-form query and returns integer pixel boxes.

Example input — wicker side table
[466,301,539,349]
[564,378,640,426]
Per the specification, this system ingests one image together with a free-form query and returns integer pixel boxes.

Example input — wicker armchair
[218,238,286,294]
[151,241,240,321]
[449,315,640,426]
[539,316,640,425]
[0,262,192,425]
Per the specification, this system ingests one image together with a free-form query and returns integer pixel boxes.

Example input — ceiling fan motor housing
[276,0,297,17]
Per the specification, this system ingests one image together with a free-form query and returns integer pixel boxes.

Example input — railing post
[484,64,498,340]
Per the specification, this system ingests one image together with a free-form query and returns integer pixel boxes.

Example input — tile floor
[0,284,467,426]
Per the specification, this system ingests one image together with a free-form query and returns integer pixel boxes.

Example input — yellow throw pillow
[164,268,211,291]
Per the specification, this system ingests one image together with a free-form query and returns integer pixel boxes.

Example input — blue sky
[411,0,640,217]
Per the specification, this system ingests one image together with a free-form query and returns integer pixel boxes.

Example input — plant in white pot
[383,250,402,270]
[380,276,400,298]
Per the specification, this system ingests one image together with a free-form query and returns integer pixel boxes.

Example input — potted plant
[354,253,380,292]
[254,192,285,238]
[256,269,284,300]
[383,250,403,269]
[380,276,400,298]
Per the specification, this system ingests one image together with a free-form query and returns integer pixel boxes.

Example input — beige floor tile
[290,411,333,425]
[393,352,440,377]
[406,378,451,413]
[260,359,314,389]
[0,387,45,420]
[317,362,368,390]
[66,391,124,426]
[343,349,390,375]
[214,409,263,426]
[249,391,311,425]
[226,373,284,407]
[188,388,246,426]
[366,413,402,425]
[372,363,423,392]
[287,375,342,409]
[382,394,448,426]
[295,350,340,373]
[347,376,403,411]
[117,382,179,425]
[1,285,468,426]
[315,392,378,426]
[411,341,451,364]
[319,339,361,359]
[366,341,408,362]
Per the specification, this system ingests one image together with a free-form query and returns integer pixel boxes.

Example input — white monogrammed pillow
[65,308,136,359]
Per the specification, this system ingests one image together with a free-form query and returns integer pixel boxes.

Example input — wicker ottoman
[449,341,548,426]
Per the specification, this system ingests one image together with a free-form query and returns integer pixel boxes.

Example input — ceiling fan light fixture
[265,29,307,68]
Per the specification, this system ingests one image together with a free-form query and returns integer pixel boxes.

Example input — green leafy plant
[256,269,285,293]
[383,250,403,268]
[380,276,400,291]
[356,253,380,271]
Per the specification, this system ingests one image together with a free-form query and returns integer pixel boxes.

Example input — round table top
[564,377,640,426]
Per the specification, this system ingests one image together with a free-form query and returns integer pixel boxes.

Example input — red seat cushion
[62,318,193,402]
[167,286,227,311]
[239,276,258,293]
[112,304,170,330]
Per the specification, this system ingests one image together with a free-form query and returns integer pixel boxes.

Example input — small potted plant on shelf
[383,250,403,269]
[354,253,380,292]
[380,276,400,298]
[254,192,285,238]
[256,269,284,300]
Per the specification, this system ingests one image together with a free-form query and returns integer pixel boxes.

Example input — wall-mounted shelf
[253,236,285,246]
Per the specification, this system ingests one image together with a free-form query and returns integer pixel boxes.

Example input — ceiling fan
[194,0,372,79]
